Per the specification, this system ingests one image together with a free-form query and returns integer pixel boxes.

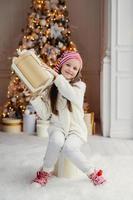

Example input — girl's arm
[30,96,51,120]
[54,74,86,108]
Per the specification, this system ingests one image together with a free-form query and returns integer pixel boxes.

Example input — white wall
[101,0,133,138]
[110,0,133,138]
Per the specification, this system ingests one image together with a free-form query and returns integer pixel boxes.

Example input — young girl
[30,51,106,186]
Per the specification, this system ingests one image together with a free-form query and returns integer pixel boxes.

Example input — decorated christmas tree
[2,0,77,119]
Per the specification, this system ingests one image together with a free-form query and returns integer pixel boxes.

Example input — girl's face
[61,59,81,80]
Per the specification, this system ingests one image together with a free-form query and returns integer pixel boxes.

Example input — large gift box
[11,50,54,93]
[36,119,49,138]
[2,118,22,134]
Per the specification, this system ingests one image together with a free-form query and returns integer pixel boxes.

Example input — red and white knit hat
[54,51,83,73]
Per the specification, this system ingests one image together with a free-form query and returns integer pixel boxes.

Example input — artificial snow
[0,132,133,200]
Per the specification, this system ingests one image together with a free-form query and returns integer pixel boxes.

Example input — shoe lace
[89,169,103,180]
[37,171,49,180]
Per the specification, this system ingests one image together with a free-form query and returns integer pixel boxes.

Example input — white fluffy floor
[0,132,133,200]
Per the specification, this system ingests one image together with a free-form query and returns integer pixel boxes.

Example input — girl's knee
[49,131,65,148]
[62,141,75,155]
[62,137,82,155]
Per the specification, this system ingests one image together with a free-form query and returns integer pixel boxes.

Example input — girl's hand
[23,88,39,100]
[41,64,58,78]
[23,87,32,97]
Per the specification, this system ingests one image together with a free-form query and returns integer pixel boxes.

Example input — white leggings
[42,131,94,175]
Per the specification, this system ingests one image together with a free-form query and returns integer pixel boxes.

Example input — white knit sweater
[30,74,88,142]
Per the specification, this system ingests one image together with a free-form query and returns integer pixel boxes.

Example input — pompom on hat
[54,51,83,73]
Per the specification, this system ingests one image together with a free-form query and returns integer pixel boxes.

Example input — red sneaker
[32,171,52,186]
[88,169,106,185]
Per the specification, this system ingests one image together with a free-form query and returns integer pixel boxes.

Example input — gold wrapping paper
[84,113,92,135]
[84,112,96,135]
[2,118,22,134]
[14,54,50,88]
[2,118,22,124]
